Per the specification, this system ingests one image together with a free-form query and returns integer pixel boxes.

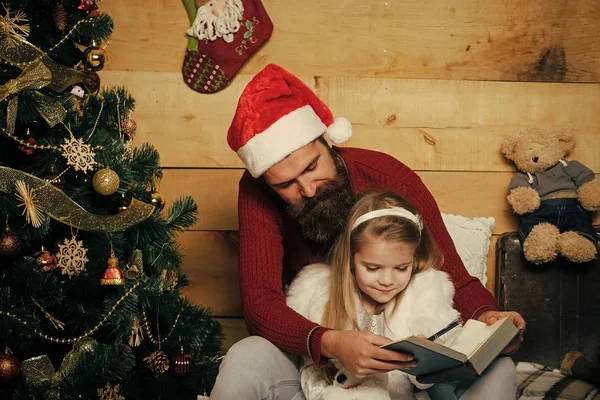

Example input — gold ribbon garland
[0,20,94,133]
[28,90,67,126]
[0,167,155,232]
[0,59,51,98]
[0,59,66,134]
[21,338,97,400]
[0,30,89,92]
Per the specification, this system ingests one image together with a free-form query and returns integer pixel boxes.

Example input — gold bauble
[83,44,107,72]
[150,191,165,211]
[93,168,120,196]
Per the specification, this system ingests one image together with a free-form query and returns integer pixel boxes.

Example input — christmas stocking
[182,0,273,93]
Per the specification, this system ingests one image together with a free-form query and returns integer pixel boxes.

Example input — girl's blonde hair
[321,190,444,331]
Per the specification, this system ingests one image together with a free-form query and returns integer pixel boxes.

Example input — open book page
[444,318,507,357]
[382,317,518,381]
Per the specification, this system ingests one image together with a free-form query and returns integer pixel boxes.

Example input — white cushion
[442,214,495,286]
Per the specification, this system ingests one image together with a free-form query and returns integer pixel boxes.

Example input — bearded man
[207,64,526,400]
[187,0,244,43]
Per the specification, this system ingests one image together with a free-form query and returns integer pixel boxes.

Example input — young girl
[286,190,462,400]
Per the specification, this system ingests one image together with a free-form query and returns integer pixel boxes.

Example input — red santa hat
[227,64,352,178]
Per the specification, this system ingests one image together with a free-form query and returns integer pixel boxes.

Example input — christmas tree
[0,1,223,399]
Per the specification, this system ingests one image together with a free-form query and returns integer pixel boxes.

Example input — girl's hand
[321,330,417,378]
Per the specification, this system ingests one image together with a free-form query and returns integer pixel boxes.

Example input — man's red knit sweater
[237,146,499,365]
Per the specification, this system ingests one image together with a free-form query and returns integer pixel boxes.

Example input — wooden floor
[101,0,600,351]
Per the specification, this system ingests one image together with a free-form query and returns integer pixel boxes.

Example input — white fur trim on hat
[326,117,352,144]
[237,105,327,178]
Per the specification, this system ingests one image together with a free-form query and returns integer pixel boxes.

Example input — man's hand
[321,330,416,378]
[478,310,526,355]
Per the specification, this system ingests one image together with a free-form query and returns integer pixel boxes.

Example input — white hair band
[351,207,423,232]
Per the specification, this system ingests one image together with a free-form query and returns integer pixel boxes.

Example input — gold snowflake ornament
[98,382,125,400]
[60,136,97,173]
[57,236,89,278]
[15,180,44,227]
[0,5,30,47]
[122,140,133,161]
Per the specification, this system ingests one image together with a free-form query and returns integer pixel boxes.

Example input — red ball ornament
[173,346,193,376]
[78,0,98,11]
[35,247,58,272]
[81,71,100,94]
[116,191,133,214]
[18,136,38,155]
[0,352,21,383]
[0,230,23,256]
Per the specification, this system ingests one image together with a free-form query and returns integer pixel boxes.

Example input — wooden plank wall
[101,0,600,351]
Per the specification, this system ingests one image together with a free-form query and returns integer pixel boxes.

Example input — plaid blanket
[517,362,600,400]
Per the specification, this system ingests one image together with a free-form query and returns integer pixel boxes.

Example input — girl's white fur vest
[286,263,462,400]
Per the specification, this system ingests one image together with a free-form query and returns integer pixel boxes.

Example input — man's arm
[237,174,329,364]
[402,174,499,320]
[402,174,526,354]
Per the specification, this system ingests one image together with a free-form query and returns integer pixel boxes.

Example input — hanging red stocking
[182,0,273,93]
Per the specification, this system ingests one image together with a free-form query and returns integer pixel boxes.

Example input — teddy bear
[501,130,600,265]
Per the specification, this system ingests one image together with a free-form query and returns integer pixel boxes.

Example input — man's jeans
[208,336,517,400]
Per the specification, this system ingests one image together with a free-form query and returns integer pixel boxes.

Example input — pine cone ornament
[53,4,67,31]
[121,118,137,141]
[144,350,169,374]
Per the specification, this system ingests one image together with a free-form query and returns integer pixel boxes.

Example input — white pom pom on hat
[227,64,352,178]
[326,117,353,144]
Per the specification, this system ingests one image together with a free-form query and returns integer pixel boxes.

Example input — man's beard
[286,153,355,243]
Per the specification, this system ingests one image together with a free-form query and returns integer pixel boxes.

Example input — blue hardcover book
[381,318,519,384]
